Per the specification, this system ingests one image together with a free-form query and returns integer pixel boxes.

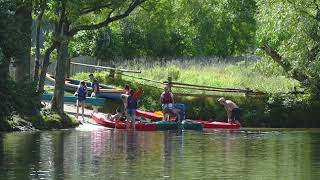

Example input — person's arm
[74,88,79,96]
[94,84,98,94]
[225,107,231,121]
[160,93,164,104]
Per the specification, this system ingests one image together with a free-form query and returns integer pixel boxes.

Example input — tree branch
[261,43,291,72]
[79,3,112,15]
[261,43,308,82]
[68,0,146,36]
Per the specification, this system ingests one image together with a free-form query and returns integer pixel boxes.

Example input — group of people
[74,73,241,126]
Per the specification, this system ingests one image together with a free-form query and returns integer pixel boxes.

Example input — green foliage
[69,0,257,59]
[0,79,40,118]
[256,0,320,93]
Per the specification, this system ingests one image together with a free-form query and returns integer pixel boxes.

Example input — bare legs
[76,100,85,122]
[126,110,136,129]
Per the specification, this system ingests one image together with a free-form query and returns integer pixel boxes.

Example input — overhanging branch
[68,0,146,36]
[261,43,308,82]
[79,3,112,15]
[261,43,291,72]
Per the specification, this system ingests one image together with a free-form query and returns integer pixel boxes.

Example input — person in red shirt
[160,86,180,122]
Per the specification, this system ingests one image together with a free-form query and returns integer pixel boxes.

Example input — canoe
[92,112,203,131]
[136,103,186,121]
[191,120,241,129]
[45,74,125,99]
[136,110,163,121]
[42,93,105,106]
[92,112,157,131]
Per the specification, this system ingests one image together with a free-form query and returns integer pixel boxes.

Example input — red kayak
[192,120,241,129]
[92,112,157,131]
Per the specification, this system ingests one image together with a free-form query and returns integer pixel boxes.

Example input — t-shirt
[91,79,100,95]
[77,87,87,99]
[161,92,173,104]
[127,96,138,110]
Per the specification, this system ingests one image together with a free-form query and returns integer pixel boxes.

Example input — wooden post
[245,88,250,97]
[168,76,172,92]
[115,70,122,80]
[108,64,115,81]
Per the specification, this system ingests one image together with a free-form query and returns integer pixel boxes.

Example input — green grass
[72,60,299,94]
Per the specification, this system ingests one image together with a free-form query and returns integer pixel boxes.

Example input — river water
[0,125,319,180]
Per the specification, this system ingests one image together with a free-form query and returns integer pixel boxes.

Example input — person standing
[89,73,100,97]
[160,86,180,122]
[74,81,87,121]
[89,73,100,112]
[126,90,138,129]
[218,97,241,125]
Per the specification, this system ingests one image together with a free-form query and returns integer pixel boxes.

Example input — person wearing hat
[218,97,241,125]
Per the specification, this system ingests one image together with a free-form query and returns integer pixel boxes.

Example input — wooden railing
[70,62,141,81]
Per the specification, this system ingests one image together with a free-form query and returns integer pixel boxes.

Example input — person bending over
[218,97,241,125]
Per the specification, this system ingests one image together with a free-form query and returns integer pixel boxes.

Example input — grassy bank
[71,60,320,128]
[0,110,80,131]
[74,60,300,93]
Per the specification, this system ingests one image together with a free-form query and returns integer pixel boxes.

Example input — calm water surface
[0,125,320,180]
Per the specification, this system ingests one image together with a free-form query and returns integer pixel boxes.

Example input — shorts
[126,109,136,116]
[231,108,241,121]
[162,103,173,113]
[77,96,86,102]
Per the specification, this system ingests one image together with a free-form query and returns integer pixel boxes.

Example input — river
[0,125,319,180]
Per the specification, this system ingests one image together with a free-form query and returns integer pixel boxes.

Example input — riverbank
[72,68,320,128]
[0,103,83,132]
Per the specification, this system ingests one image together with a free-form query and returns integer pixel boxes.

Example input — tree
[37,0,147,113]
[33,0,47,83]
[13,0,32,82]
[0,0,32,81]
[256,0,320,93]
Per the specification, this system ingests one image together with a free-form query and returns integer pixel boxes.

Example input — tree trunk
[38,43,57,94]
[14,0,32,82]
[51,24,69,114]
[34,8,45,83]
[66,57,71,78]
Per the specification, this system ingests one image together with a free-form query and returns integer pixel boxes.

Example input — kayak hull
[192,120,240,129]
[42,93,105,106]
[92,112,157,131]
[92,113,202,131]
[46,74,125,99]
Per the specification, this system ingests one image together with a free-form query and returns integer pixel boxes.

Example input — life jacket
[127,96,137,109]
[77,87,86,98]
[163,92,173,104]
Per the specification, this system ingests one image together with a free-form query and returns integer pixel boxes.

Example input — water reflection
[0,128,320,179]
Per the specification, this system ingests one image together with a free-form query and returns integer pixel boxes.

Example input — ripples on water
[0,126,320,180]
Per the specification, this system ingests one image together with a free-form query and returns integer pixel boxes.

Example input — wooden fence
[42,56,303,97]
